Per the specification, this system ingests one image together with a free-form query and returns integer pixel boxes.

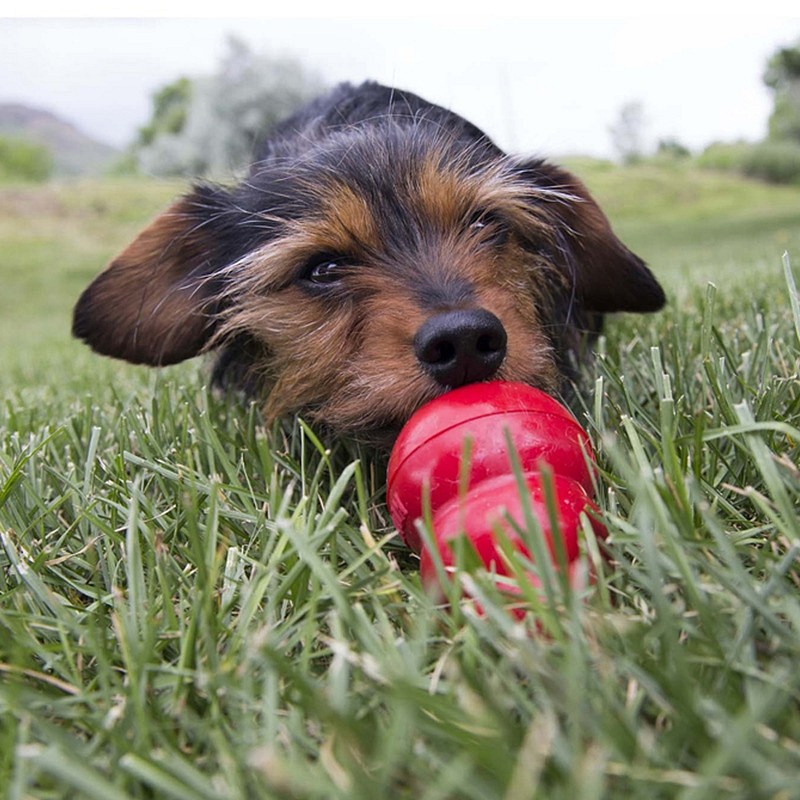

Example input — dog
[73,81,665,442]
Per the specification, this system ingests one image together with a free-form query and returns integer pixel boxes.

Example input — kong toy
[386,381,606,605]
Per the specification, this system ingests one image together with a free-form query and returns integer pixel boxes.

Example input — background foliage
[0,136,52,183]
[133,36,325,178]
[609,36,800,185]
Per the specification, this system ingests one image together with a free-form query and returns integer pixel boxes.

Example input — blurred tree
[136,77,192,147]
[609,101,647,165]
[764,38,800,143]
[656,137,691,159]
[135,36,325,177]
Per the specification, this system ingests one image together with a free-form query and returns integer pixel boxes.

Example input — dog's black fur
[73,81,665,439]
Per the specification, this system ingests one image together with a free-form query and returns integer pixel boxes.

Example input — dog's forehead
[239,123,555,269]
[256,124,505,216]
[316,129,491,213]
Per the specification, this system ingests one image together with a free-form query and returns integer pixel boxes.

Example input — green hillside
[568,158,800,298]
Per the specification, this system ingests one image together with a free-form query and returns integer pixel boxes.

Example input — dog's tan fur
[73,82,665,442]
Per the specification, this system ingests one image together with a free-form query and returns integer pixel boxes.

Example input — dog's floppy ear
[519,159,665,314]
[73,186,237,366]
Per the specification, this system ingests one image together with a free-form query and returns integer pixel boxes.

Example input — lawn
[1,165,799,799]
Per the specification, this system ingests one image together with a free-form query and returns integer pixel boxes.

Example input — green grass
[1,167,800,799]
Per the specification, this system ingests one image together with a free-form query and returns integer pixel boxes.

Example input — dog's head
[74,114,664,436]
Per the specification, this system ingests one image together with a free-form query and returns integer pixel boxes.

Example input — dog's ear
[519,159,665,314]
[73,186,237,365]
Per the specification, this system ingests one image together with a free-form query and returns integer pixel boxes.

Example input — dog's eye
[298,254,350,286]
[467,210,508,246]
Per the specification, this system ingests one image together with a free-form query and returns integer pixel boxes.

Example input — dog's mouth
[312,375,512,450]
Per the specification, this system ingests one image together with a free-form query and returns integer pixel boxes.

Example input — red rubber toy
[386,381,606,605]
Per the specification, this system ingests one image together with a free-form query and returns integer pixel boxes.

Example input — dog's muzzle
[413,308,507,388]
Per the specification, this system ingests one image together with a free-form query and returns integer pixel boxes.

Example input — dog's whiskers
[72,80,664,442]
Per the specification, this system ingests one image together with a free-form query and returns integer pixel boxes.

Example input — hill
[0,102,119,176]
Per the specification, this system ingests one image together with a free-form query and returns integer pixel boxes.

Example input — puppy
[73,81,664,441]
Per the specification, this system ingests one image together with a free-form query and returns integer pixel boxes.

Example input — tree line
[3,34,800,184]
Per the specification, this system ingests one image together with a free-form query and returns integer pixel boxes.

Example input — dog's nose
[414,309,507,388]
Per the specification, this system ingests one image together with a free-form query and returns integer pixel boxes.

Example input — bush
[0,136,53,182]
[695,141,753,173]
[656,137,691,159]
[740,139,800,184]
[696,139,800,185]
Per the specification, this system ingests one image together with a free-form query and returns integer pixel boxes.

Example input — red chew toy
[386,381,606,606]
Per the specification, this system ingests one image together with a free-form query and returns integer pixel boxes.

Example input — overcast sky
[2,12,799,159]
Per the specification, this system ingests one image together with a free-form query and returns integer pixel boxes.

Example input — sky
[2,8,799,160]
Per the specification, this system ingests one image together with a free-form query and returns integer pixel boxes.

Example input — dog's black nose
[414,309,507,388]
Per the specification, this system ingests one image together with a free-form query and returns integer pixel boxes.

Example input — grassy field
[1,164,800,799]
